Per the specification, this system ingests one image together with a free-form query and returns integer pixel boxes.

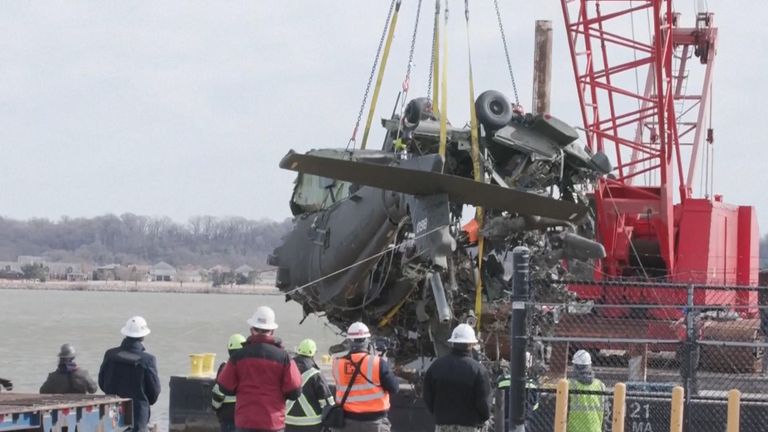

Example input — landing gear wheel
[404,97,432,127]
[476,90,513,131]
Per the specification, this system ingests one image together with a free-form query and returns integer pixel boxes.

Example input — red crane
[560,0,759,317]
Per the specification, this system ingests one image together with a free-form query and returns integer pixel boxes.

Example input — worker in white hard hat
[330,321,399,432]
[211,334,246,432]
[567,350,606,432]
[217,306,302,432]
[98,316,161,432]
[40,343,97,394]
[423,323,492,432]
[285,339,334,432]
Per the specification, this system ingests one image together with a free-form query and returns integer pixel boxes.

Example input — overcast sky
[0,1,766,228]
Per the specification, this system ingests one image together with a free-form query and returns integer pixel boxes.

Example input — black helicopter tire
[404,97,432,127]
[475,90,513,130]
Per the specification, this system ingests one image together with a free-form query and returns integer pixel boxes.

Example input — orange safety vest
[332,353,390,414]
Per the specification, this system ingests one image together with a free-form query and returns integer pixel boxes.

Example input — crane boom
[561,0,759,317]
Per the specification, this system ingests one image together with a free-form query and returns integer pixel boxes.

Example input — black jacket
[212,363,236,424]
[40,363,98,394]
[98,338,161,432]
[423,349,492,426]
[288,355,333,421]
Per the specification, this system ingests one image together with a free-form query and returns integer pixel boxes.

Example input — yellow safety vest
[285,367,333,426]
[211,382,236,410]
[567,379,605,432]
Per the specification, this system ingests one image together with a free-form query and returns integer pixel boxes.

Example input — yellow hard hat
[296,339,317,357]
[228,333,246,350]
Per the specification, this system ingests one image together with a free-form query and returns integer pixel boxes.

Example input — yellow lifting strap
[361,1,402,150]
[431,0,440,114]
[437,2,449,160]
[464,0,484,329]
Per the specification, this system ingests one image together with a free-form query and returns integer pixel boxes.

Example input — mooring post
[726,389,741,432]
[509,246,530,432]
[670,386,685,432]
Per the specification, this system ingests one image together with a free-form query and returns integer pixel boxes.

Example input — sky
[0,1,767,228]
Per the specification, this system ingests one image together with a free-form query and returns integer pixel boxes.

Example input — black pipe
[509,246,530,431]
[682,284,700,432]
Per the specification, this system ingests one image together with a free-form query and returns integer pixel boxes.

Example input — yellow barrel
[202,353,217,376]
[189,354,204,377]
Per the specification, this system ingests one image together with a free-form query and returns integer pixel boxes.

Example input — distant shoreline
[0,280,281,295]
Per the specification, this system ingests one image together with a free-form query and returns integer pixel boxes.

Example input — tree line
[0,214,293,268]
[0,212,765,270]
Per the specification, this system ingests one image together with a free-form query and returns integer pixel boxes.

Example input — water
[0,290,339,430]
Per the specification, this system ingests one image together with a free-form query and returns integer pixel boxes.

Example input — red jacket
[217,334,301,431]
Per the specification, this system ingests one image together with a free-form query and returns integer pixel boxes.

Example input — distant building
[94,264,120,281]
[208,264,231,274]
[235,265,254,277]
[150,262,177,282]
[115,264,150,282]
[177,267,205,283]
[0,261,23,279]
[17,256,45,266]
[47,262,86,281]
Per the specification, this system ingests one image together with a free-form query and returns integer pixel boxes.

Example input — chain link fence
[517,280,768,432]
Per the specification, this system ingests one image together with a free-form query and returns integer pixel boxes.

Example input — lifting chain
[347,0,397,150]
[403,0,423,93]
[493,0,521,107]
[426,0,440,102]
[396,0,424,141]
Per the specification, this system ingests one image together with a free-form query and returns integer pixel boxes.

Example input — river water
[0,289,339,430]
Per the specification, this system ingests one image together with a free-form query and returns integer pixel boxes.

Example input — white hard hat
[121,316,151,338]
[572,349,592,366]
[447,323,478,344]
[247,306,279,330]
[346,322,371,340]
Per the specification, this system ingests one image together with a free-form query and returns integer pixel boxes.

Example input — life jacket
[285,367,333,426]
[567,379,605,432]
[332,353,390,414]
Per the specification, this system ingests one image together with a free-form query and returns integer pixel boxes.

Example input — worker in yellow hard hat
[286,339,334,432]
[211,334,246,432]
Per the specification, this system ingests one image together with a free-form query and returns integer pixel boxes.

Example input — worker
[423,323,491,432]
[331,322,399,432]
[40,343,98,394]
[496,352,540,431]
[211,334,246,432]
[217,306,302,432]
[567,350,606,432]
[285,338,334,432]
[99,316,161,432]
[0,378,12,392]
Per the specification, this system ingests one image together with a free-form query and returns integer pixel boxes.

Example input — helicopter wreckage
[269,91,611,364]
